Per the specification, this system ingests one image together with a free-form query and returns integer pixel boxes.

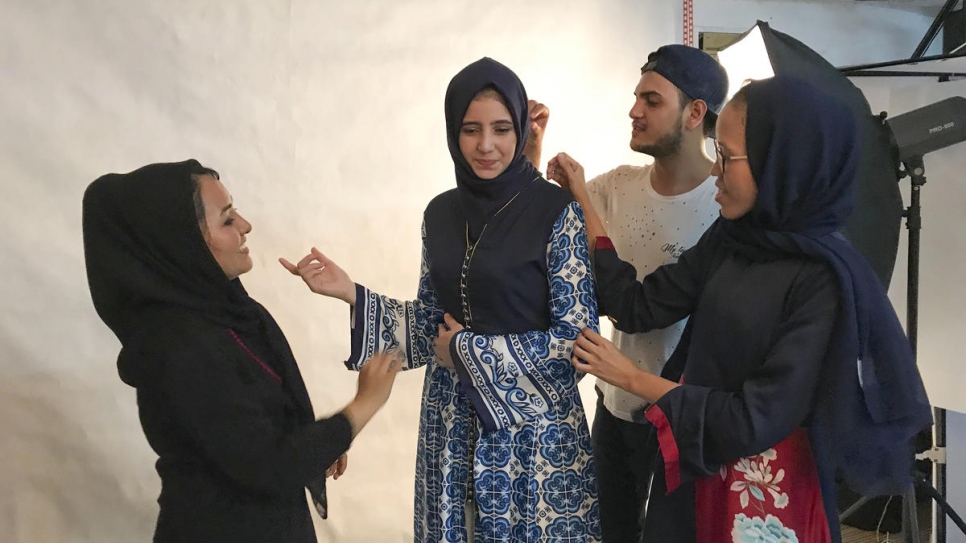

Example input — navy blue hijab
[723,76,932,496]
[444,58,540,240]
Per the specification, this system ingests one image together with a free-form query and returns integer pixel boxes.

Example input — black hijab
[83,159,330,513]
[444,57,540,240]
[722,76,932,495]
[83,159,262,345]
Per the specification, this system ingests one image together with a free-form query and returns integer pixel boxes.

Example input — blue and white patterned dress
[347,194,601,543]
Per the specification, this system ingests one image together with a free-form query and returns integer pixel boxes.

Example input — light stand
[886,96,966,543]
[901,153,930,543]
[897,153,966,543]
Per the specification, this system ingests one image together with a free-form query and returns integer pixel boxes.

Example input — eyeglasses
[713,140,748,174]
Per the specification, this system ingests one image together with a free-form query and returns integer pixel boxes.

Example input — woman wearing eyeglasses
[550,76,932,543]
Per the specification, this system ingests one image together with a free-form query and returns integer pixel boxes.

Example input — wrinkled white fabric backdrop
[1,1,946,541]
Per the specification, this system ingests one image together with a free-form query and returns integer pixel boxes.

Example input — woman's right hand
[547,152,608,245]
[355,351,401,408]
[571,327,677,404]
[547,152,588,197]
[279,247,356,305]
[342,351,401,437]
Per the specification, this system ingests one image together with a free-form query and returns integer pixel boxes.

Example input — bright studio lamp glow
[717,25,775,99]
[713,21,906,289]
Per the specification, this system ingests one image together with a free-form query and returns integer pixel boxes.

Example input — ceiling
[824,0,959,16]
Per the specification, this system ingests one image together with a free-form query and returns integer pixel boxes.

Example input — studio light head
[887,97,966,162]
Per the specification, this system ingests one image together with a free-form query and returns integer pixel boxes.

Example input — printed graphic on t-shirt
[586,164,720,422]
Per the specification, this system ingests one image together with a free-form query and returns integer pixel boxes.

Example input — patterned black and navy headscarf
[723,75,932,496]
[444,57,540,241]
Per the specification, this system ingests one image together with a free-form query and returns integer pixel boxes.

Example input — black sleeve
[646,261,840,481]
[593,222,721,334]
[157,335,353,497]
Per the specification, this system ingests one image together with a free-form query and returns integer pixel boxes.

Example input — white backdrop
[0,1,939,542]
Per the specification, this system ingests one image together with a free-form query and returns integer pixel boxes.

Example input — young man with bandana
[543,45,728,543]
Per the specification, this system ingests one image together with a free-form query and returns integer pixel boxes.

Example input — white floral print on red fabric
[721,448,790,513]
[720,448,797,543]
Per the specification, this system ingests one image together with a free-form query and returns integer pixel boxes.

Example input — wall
[695,0,940,65]
[0,1,941,541]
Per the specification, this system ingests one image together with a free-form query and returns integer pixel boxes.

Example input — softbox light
[718,21,904,288]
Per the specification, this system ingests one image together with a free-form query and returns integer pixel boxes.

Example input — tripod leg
[839,495,872,523]
[903,487,921,543]
[916,480,966,535]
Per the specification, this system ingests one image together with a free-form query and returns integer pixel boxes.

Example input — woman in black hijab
[283,58,602,542]
[82,159,400,543]
[557,76,932,543]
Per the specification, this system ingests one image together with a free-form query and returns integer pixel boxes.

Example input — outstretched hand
[279,247,356,305]
[356,351,402,408]
[571,327,638,389]
[343,351,402,438]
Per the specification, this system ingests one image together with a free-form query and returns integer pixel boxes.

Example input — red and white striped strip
[683,0,694,46]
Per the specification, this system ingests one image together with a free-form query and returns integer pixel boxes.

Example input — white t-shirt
[586,164,720,422]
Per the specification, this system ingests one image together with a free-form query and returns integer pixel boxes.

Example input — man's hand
[524,100,550,168]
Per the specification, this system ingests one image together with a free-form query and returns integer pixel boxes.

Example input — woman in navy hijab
[560,75,932,543]
[283,58,602,542]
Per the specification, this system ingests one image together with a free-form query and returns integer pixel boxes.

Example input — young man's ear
[686,99,709,131]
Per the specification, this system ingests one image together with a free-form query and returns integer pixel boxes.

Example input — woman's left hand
[326,453,348,480]
[434,313,464,369]
[571,327,639,389]
[279,247,356,305]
